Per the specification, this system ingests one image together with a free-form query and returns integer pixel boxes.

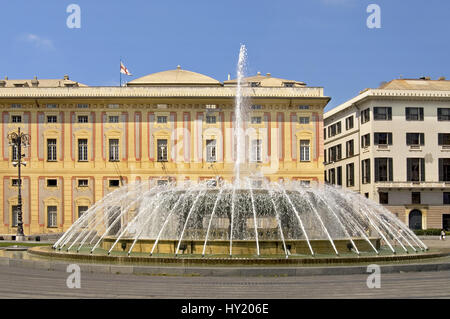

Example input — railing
[376,181,450,188]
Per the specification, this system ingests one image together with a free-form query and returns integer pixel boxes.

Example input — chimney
[63,74,69,80]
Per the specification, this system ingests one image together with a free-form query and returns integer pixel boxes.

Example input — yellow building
[0,68,330,235]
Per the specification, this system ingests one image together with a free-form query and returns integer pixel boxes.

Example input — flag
[120,61,132,76]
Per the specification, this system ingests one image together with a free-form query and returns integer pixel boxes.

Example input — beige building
[0,68,329,235]
[324,77,450,231]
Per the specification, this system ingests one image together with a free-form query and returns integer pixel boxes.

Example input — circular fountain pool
[52,180,427,259]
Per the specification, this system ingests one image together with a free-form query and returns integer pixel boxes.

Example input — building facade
[0,68,329,235]
[324,78,450,230]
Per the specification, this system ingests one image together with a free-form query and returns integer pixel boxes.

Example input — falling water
[52,45,428,259]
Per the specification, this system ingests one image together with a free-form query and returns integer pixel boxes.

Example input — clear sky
[0,0,449,111]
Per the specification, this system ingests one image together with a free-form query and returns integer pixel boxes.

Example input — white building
[324,77,450,231]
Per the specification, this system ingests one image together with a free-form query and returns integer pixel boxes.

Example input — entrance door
[443,214,450,231]
[409,209,422,230]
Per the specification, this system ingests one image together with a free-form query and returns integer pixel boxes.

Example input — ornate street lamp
[7,127,30,239]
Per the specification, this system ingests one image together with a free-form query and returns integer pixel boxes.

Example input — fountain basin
[102,237,381,255]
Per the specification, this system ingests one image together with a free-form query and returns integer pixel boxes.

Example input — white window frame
[300,140,310,162]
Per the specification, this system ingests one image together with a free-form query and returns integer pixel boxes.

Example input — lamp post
[7,127,30,240]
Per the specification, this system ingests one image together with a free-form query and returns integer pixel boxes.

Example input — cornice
[0,86,326,99]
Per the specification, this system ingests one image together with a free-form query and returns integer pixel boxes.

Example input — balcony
[376,181,450,190]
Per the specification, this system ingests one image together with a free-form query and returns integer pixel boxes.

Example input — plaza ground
[0,238,448,298]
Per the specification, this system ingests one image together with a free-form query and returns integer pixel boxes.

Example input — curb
[1,255,450,277]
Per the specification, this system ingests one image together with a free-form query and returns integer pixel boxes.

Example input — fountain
[51,45,428,261]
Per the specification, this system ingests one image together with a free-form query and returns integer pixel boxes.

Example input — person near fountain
[440,229,446,241]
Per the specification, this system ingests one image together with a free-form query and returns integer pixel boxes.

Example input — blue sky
[0,0,449,111]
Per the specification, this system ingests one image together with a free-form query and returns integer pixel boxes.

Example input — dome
[127,66,222,86]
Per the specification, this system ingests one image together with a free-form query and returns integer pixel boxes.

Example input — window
[323,128,326,140]
[364,193,369,198]
[438,134,450,146]
[328,144,341,162]
[11,179,20,187]
[324,149,327,162]
[47,179,58,187]
[346,163,354,187]
[412,192,421,204]
[439,158,450,182]
[336,166,342,186]
[157,116,167,124]
[300,140,310,161]
[298,105,309,110]
[251,117,262,124]
[284,83,294,87]
[109,139,119,162]
[78,206,89,226]
[157,139,168,162]
[443,192,450,205]
[300,180,310,186]
[205,104,217,109]
[407,158,425,182]
[77,104,89,109]
[374,132,393,145]
[346,140,354,157]
[11,104,22,109]
[379,192,389,204]
[299,117,310,124]
[250,82,260,87]
[77,115,88,123]
[361,108,370,124]
[12,205,19,227]
[109,180,120,187]
[362,159,371,184]
[47,139,57,161]
[11,115,22,123]
[206,139,216,162]
[406,107,424,121]
[206,115,216,124]
[78,139,88,161]
[78,179,88,187]
[328,168,336,184]
[327,122,341,137]
[251,105,262,110]
[406,133,425,146]
[374,107,392,120]
[251,139,262,162]
[361,134,370,148]
[157,180,168,186]
[108,116,119,123]
[46,104,58,109]
[374,158,393,182]
[438,108,450,121]
[47,115,57,123]
[47,206,57,228]
[345,116,354,130]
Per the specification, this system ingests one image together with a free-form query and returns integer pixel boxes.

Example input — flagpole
[120,59,122,87]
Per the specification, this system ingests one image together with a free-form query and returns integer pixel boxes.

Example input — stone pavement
[0,264,448,298]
